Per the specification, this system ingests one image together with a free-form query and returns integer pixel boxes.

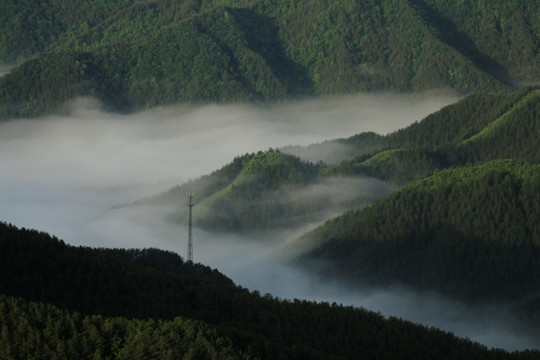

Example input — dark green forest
[177,150,322,231]
[320,86,540,183]
[299,160,540,303]
[0,294,250,360]
[288,87,540,323]
[287,89,539,305]
[0,0,538,119]
[137,149,392,232]
[2,222,539,359]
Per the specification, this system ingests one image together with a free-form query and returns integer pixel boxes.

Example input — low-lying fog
[1,94,538,351]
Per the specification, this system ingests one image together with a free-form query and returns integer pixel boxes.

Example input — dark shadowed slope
[298,161,540,304]
[1,222,539,359]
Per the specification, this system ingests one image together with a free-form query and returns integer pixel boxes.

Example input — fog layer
[2,94,538,350]
[0,94,456,236]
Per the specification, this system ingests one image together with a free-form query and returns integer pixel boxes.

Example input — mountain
[2,221,539,359]
[1,0,538,119]
[296,160,540,304]
[318,86,539,183]
[130,87,538,233]
[281,89,540,310]
[136,149,394,232]
[0,222,234,319]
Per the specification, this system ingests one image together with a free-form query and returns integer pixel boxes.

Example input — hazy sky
[1,93,538,350]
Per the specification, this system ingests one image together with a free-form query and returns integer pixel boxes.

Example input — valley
[1,91,539,354]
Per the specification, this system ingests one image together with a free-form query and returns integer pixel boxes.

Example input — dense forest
[136,149,394,232]
[2,222,540,359]
[0,0,538,119]
[297,160,540,304]
[286,87,540,325]
[0,295,250,360]
[313,86,539,183]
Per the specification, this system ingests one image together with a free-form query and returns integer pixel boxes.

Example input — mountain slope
[1,221,539,359]
[0,294,249,360]
[1,0,537,119]
[297,160,540,302]
[138,149,393,232]
[321,86,539,183]
[133,88,538,233]
[418,0,539,85]
[0,7,296,118]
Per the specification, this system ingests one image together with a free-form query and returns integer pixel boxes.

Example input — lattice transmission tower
[187,192,194,262]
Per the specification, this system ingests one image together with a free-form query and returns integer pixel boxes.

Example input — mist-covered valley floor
[1,94,539,351]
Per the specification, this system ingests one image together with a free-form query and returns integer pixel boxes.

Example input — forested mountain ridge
[318,86,540,183]
[131,88,538,233]
[192,149,319,231]
[297,160,540,303]
[137,149,393,232]
[2,221,540,359]
[1,0,538,119]
[0,222,234,319]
